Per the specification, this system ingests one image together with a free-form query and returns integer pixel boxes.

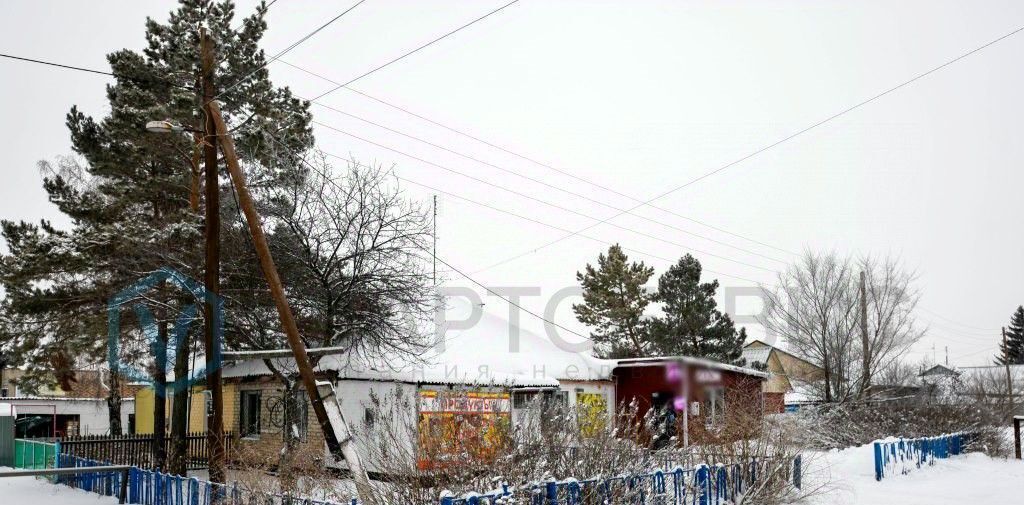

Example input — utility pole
[859,271,870,397]
[207,102,375,503]
[1005,327,1016,417]
[432,194,437,285]
[200,27,226,486]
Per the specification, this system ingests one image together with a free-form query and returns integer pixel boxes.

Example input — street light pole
[200,27,226,486]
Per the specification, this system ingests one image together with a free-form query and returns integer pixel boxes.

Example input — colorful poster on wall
[416,390,511,469]
[575,392,608,438]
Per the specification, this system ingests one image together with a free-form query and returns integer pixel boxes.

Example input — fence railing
[13,438,57,470]
[441,456,802,505]
[54,453,357,505]
[873,432,974,481]
[59,432,235,470]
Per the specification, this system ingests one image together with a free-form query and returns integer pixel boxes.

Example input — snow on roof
[614,356,770,378]
[0,396,135,402]
[222,297,613,387]
[918,364,959,377]
[741,346,772,367]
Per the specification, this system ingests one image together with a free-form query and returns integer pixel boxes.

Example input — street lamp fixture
[145,119,203,134]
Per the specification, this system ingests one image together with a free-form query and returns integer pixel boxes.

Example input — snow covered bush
[794,401,1009,456]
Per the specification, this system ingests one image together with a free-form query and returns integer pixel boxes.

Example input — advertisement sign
[416,390,511,469]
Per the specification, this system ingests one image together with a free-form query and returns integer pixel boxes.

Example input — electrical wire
[317,151,770,286]
[280,57,798,257]
[0,52,192,90]
[217,0,369,99]
[443,22,1024,275]
[311,119,780,273]
[257,126,598,342]
[308,0,520,101]
[306,101,788,265]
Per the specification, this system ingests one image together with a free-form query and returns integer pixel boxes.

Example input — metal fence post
[695,466,709,505]
[873,442,883,481]
[546,480,558,505]
[793,455,802,490]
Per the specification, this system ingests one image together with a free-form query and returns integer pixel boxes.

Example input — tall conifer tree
[573,245,655,358]
[997,306,1024,365]
[0,0,311,441]
[649,254,746,363]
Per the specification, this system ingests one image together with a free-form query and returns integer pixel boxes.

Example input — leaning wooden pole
[207,102,375,503]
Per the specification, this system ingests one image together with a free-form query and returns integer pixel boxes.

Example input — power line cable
[318,151,770,286]
[308,0,520,101]
[0,52,192,90]
[311,119,780,273]
[308,101,788,264]
[258,126,597,342]
[280,57,797,257]
[218,0,369,98]
[455,22,1024,275]
[918,306,1001,332]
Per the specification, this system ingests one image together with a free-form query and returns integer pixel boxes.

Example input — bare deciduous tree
[221,153,434,492]
[760,251,923,403]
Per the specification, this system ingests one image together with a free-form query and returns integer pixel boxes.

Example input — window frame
[239,390,262,439]
[705,386,726,427]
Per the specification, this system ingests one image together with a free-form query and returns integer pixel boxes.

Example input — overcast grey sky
[2,0,1022,366]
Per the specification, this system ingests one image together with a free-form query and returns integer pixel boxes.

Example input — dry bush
[226,437,356,503]
[356,384,815,505]
[795,400,1009,456]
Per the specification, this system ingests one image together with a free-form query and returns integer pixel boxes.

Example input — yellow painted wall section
[134,388,155,434]
[133,384,237,434]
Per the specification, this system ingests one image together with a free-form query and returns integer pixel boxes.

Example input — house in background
[742,339,825,412]
[613,356,768,445]
[0,367,137,437]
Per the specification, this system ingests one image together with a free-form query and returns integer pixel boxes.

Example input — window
[706,387,726,427]
[1,387,8,397]
[240,390,262,438]
[290,391,309,441]
[512,390,568,410]
[364,407,376,429]
[127,414,136,435]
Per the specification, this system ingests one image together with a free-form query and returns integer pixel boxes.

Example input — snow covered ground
[0,468,117,503]
[804,444,1024,505]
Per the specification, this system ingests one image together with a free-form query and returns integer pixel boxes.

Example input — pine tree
[573,245,655,358]
[0,0,311,442]
[649,254,746,363]
[997,306,1024,365]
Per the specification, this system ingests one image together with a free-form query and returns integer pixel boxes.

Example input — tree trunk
[822,343,833,403]
[168,325,191,476]
[107,369,123,436]
[152,308,168,470]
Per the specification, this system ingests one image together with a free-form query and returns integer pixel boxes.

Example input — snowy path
[0,467,117,504]
[805,444,1024,505]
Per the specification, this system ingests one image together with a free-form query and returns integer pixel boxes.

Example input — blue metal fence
[441,456,803,505]
[54,453,357,505]
[873,432,974,481]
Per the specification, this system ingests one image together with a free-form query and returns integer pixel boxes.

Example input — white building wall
[331,380,418,472]
[11,398,135,435]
